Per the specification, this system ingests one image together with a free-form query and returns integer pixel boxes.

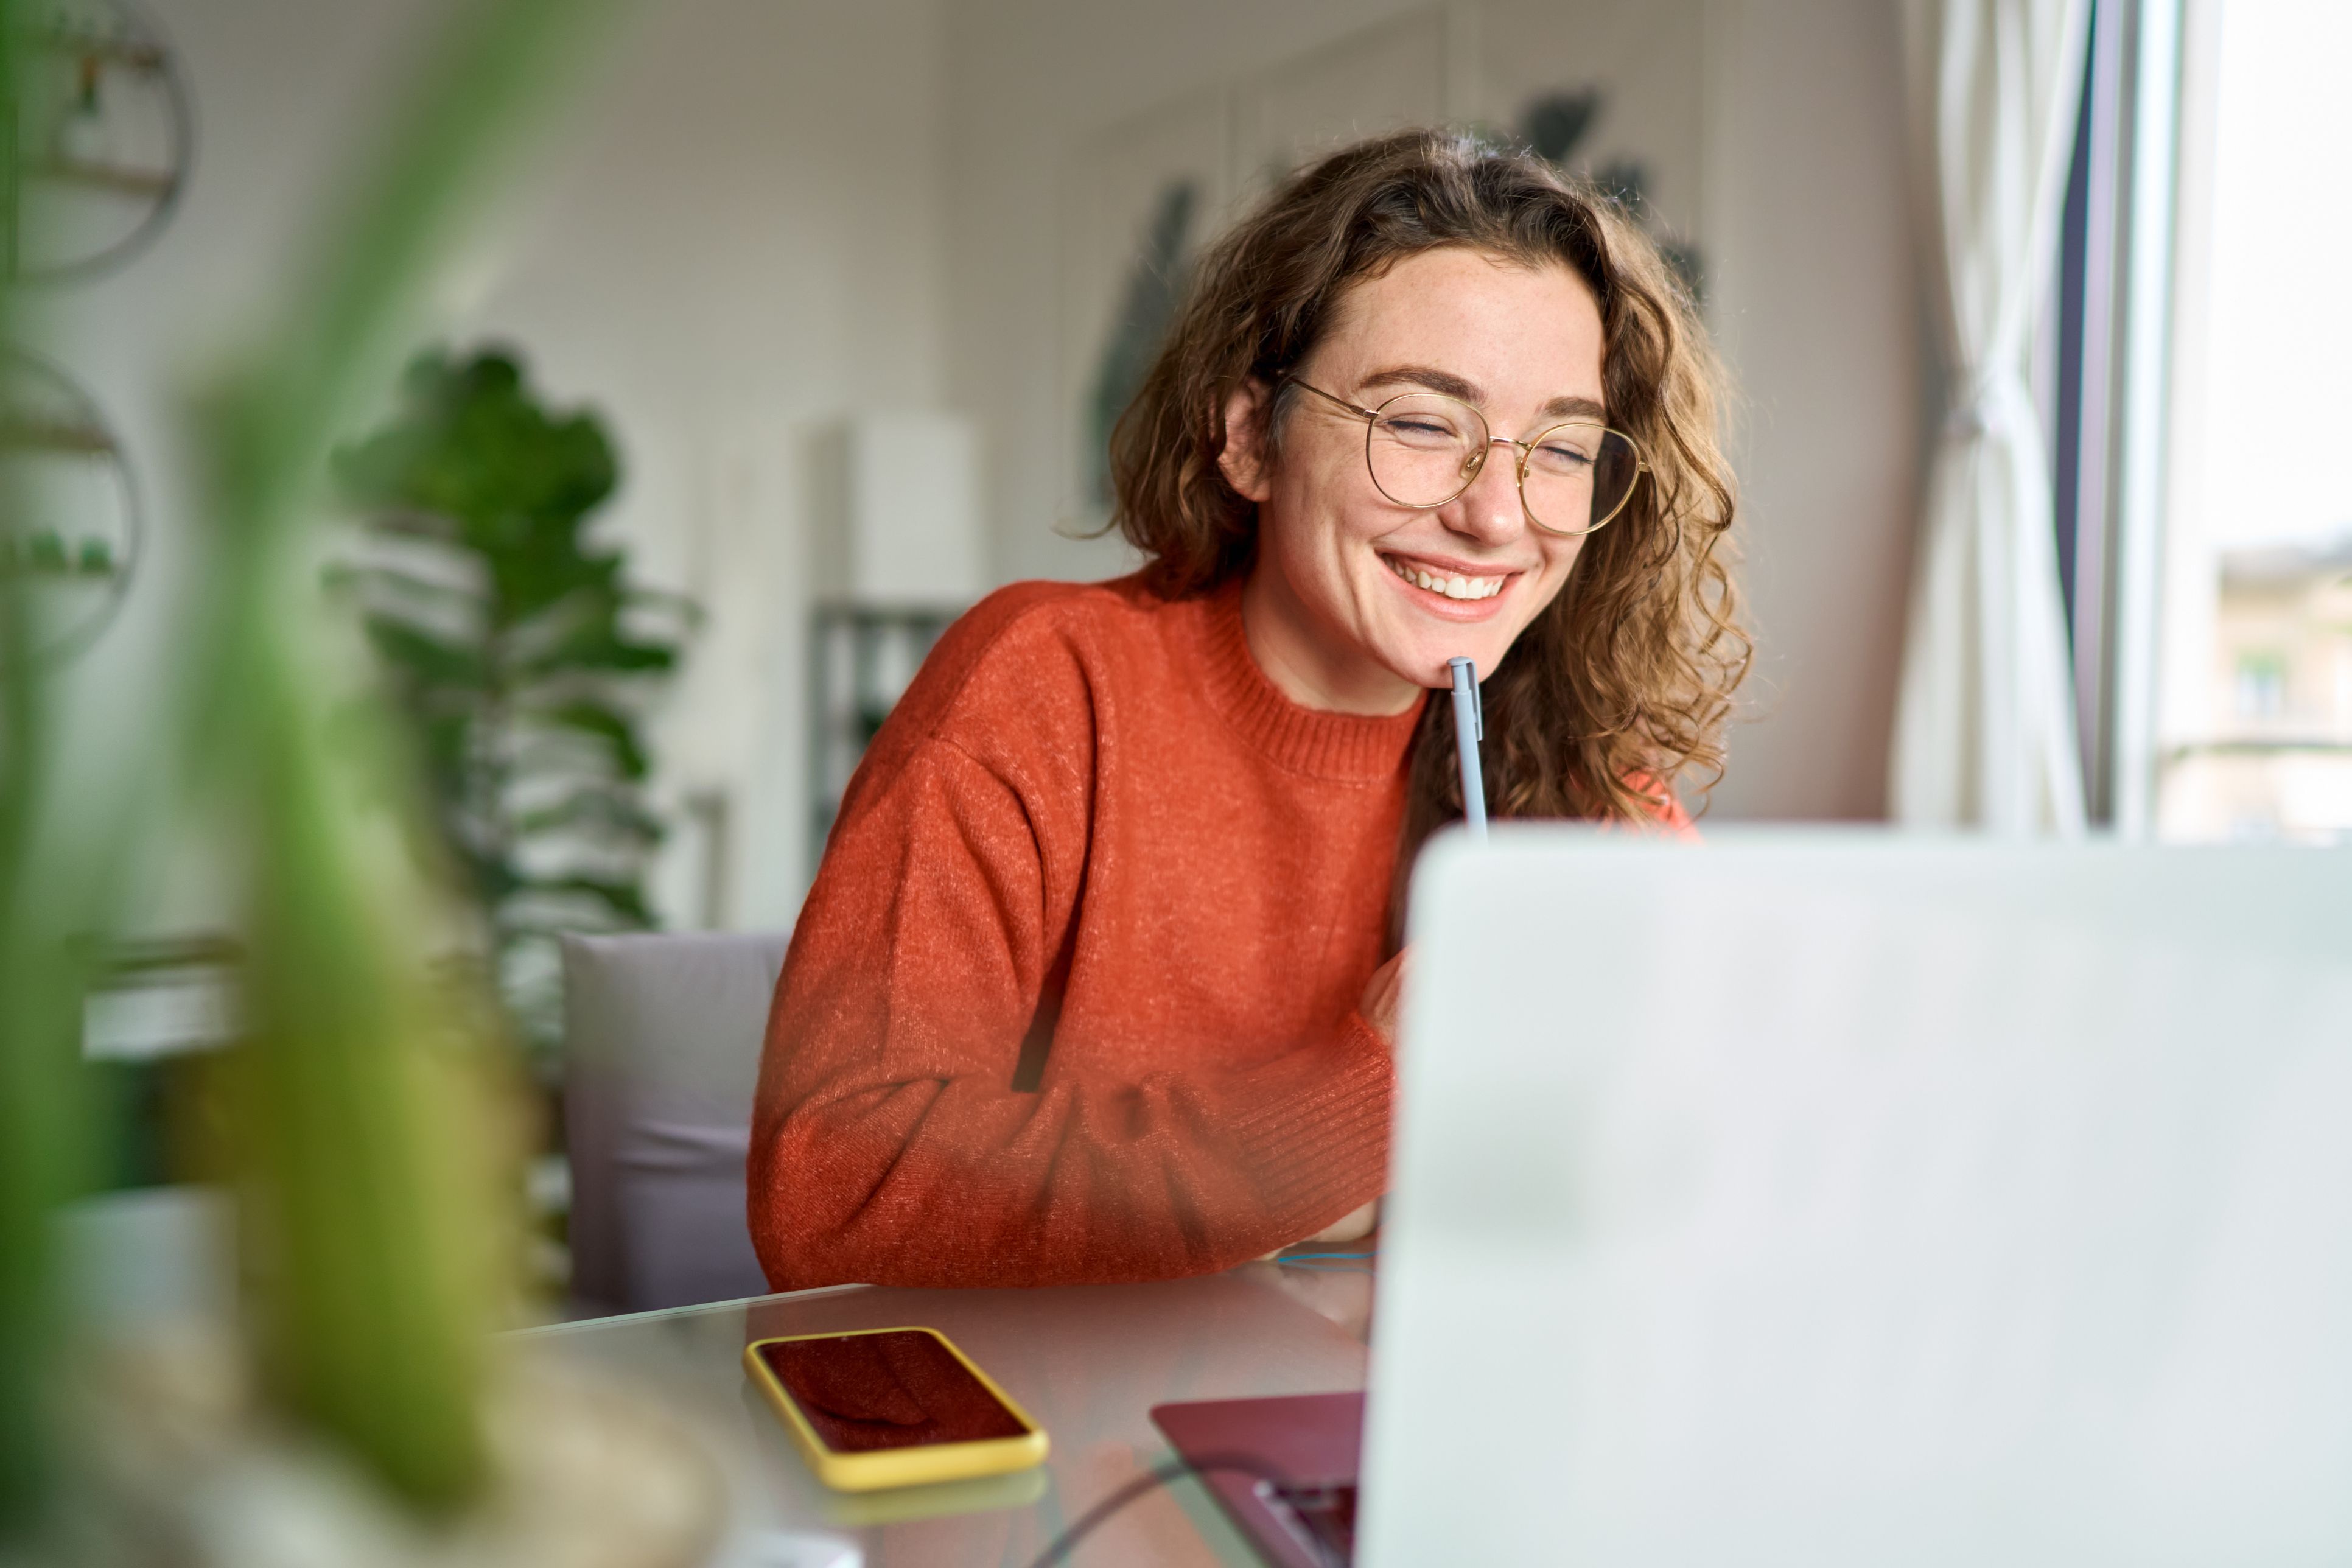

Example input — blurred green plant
[191,0,628,1510]
[3,0,628,1544]
[0,7,114,1545]
[0,440,106,1549]
[0,548,94,1551]
[332,348,688,1055]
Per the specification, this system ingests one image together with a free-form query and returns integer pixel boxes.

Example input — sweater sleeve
[749,734,1393,1291]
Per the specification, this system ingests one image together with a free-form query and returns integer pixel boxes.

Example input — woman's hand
[1303,1198,1379,1245]
[1360,948,1407,1049]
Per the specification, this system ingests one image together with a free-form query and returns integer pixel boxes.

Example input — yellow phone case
[742,1326,1050,1492]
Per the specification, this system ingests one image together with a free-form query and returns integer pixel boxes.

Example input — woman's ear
[1217,378,1274,503]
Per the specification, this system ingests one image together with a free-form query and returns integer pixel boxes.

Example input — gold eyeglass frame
[1286,377,1648,537]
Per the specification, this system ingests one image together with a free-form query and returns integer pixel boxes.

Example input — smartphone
[742,1326,1049,1492]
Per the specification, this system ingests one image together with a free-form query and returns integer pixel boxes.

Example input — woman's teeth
[1386,555,1505,601]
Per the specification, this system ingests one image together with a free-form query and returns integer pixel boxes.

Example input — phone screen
[755,1331,1030,1453]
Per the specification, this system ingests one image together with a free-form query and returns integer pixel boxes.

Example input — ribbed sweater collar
[1188,577,1423,782]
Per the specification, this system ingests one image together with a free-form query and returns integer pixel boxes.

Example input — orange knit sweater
[749,575,1421,1290]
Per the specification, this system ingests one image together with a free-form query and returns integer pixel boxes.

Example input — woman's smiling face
[1227,246,1609,714]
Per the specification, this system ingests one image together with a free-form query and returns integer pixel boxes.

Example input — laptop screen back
[1360,833,2352,1568]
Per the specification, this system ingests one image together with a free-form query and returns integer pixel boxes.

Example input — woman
[749,128,1745,1290]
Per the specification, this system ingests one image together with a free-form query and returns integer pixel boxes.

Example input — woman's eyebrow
[1357,365,1608,423]
[1357,363,1483,402]
[1539,394,1609,422]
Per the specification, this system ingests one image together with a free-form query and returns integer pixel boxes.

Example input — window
[2149,0,2352,843]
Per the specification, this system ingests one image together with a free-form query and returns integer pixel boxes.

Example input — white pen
[1447,656,1486,840]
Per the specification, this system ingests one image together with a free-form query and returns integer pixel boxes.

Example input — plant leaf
[363,617,487,689]
[516,699,648,779]
[510,783,663,842]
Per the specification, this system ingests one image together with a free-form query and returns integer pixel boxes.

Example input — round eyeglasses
[1287,379,1648,536]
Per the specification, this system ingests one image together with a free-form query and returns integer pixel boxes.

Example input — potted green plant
[332,348,691,1058]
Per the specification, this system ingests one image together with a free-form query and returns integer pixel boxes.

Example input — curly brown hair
[1109,127,1748,889]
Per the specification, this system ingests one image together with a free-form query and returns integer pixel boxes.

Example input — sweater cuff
[1230,1012,1395,1241]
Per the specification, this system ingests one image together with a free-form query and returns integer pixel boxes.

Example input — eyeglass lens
[1365,393,1640,532]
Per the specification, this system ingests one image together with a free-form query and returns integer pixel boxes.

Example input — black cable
[1021,1449,1292,1568]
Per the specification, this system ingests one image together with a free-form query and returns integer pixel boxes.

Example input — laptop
[1158,831,2352,1567]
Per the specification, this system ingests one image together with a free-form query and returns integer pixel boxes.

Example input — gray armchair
[559,931,788,1315]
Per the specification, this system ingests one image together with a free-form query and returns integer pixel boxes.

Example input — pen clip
[1471,671,1483,741]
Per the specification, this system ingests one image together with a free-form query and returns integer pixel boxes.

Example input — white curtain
[1889,0,2093,833]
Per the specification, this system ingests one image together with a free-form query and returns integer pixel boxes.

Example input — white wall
[49,0,952,934]
[1699,0,1924,819]
[941,0,1925,822]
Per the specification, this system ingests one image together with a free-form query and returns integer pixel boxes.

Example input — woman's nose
[1444,439,1526,544]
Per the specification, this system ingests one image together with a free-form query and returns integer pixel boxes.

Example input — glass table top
[515,1261,1374,1567]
